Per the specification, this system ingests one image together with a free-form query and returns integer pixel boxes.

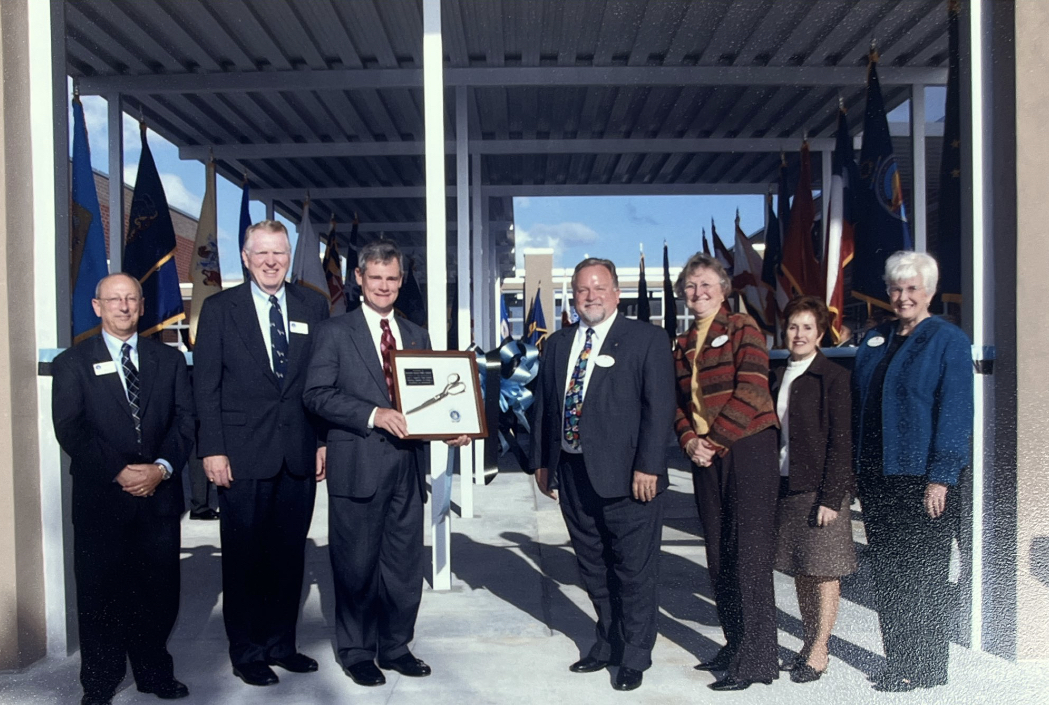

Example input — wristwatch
[156,463,172,481]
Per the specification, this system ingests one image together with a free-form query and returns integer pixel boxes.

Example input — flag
[123,124,185,336]
[662,242,676,339]
[781,141,821,297]
[322,216,346,314]
[825,107,858,343]
[761,190,790,320]
[291,201,328,299]
[936,0,962,304]
[397,258,427,327]
[500,294,512,340]
[523,287,548,346]
[732,210,775,332]
[637,247,651,322]
[711,218,734,274]
[238,177,251,282]
[344,213,361,311]
[189,159,221,346]
[853,49,912,309]
[701,229,712,257]
[70,97,109,344]
[560,277,576,328]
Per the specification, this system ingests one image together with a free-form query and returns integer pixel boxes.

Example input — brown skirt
[774,483,857,578]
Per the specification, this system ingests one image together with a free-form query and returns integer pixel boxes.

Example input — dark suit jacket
[194,282,330,479]
[529,315,676,499]
[52,335,194,526]
[770,351,854,509]
[303,307,431,500]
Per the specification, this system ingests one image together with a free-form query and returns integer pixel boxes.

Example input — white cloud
[123,164,203,216]
[514,221,599,268]
[516,196,531,209]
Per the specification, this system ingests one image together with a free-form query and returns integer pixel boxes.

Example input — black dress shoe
[268,653,319,673]
[138,678,190,699]
[190,508,219,520]
[378,653,431,677]
[569,656,609,673]
[345,660,386,686]
[613,667,643,691]
[81,695,112,705]
[790,664,825,684]
[709,676,773,691]
[694,653,731,672]
[232,663,279,686]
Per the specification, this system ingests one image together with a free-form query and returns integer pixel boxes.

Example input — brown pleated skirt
[773,482,857,578]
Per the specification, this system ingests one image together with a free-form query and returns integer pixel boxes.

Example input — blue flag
[238,180,251,281]
[637,250,651,322]
[853,54,912,309]
[123,125,185,336]
[936,0,962,304]
[70,98,109,344]
[524,287,548,346]
[396,259,427,327]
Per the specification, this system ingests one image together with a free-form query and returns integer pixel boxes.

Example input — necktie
[269,294,288,382]
[380,318,396,401]
[563,328,594,449]
[121,342,141,444]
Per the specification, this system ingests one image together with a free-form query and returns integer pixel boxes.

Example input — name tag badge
[711,334,729,348]
[867,335,886,348]
[289,321,309,335]
[93,361,117,376]
[594,354,616,368]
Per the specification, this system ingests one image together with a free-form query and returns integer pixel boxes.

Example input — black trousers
[217,464,316,667]
[328,452,423,667]
[188,454,215,514]
[558,453,664,671]
[74,505,180,698]
[858,472,955,685]
[692,427,779,681]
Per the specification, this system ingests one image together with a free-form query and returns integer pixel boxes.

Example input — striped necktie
[121,342,141,444]
[380,318,396,401]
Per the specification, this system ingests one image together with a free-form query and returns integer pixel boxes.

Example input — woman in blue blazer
[852,251,973,692]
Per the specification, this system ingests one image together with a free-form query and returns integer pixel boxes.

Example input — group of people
[53,221,466,705]
[53,225,972,703]
[530,250,973,693]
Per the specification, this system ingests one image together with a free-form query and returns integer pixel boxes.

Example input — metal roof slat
[800,0,902,67]
[627,0,693,67]
[484,0,506,68]
[862,1,945,67]
[592,0,645,66]
[88,0,187,71]
[65,3,152,74]
[66,35,121,78]
[441,0,470,67]
[733,1,819,67]
[635,86,684,137]
[663,0,733,66]
[256,0,329,70]
[766,0,852,66]
[697,0,776,66]
[164,0,256,72]
[519,0,543,66]
[710,86,778,138]
[206,0,293,71]
[345,0,399,68]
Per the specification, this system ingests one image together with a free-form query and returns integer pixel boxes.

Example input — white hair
[883,250,938,293]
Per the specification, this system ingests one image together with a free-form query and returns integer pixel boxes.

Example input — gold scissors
[404,373,467,415]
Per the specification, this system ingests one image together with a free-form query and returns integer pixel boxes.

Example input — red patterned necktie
[380,318,396,401]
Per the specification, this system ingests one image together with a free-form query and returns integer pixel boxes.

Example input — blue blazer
[852,316,974,486]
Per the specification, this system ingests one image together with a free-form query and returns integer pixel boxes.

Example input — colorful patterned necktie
[121,342,141,444]
[380,318,396,401]
[269,295,288,383]
[563,328,594,449]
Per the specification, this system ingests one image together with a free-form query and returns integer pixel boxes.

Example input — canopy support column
[454,85,474,518]
[107,93,124,272]
[911,84,927,251]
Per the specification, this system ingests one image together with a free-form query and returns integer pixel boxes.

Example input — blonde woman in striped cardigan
[672,253,780,693]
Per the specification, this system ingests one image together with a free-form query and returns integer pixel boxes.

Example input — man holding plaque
[303,240,468,687]
[530,258,675,692]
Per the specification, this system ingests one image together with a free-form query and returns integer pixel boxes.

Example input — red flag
[825,108,857,343]
[732,210,775,331]
[711,218,734,274]
[781,142,820,297]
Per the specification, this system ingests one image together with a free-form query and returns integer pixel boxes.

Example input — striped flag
[825,107,857,343]
[732,210,775,332]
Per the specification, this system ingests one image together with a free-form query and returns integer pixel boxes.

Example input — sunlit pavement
[3,454,1046,705]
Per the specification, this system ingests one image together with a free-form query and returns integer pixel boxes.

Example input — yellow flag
[189,160,221,346]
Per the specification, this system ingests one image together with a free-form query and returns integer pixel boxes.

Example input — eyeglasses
[97,295,142,307]
[887,285,924,297]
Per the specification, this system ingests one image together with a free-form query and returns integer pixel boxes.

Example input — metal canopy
[65,0,951,277]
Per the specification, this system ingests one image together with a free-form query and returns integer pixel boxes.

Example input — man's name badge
[867,336,886,347]
[711,334,729,348]
[289,321,309,335]
[594,354,616,368]
[93,361,117,376]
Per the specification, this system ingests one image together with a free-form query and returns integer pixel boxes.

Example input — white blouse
[777,353,817,477]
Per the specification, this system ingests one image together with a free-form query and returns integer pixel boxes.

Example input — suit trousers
[188,453,215,514]
[74,503,180,698]
[558,452,664,671]
[217,463,316,667]
[328,451,423,667]
[858,472,955,685]
[692,427,779,681]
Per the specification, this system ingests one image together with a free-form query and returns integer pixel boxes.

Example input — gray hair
[674,252,731,298]
[358,239,406,275]
[571,257,619,290]
[883,250,938,293]
[94,272,143,299]
[242,219,291,253]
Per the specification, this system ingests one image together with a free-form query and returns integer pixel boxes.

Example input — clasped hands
[116,463,163,497]
[685,437,719,467]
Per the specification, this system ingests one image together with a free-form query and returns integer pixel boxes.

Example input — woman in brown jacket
[673,253,780,692]
[771,296,856,684]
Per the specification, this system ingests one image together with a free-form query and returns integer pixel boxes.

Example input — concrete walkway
[2,460,1046,704]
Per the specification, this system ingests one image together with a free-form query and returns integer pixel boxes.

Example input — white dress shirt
[361,305,404,428]
[100,329,172,476]
[249,281,289,373]
[776,352,816,477]
[561,310,618,454]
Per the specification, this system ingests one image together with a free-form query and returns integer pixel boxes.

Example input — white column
[455,85,474,518]
[482,192,493,348]
[910,85,928,252]
[107,93,124,272]
[470,153,486,480]
[422,0,451,591]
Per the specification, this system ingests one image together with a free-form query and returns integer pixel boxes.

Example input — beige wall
[0,0,46,670]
